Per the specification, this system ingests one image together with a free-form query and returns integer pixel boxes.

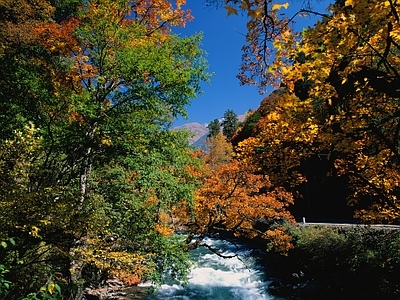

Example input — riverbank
[262,225,400,300]
[83,278,153,299]
[121,285,153,299]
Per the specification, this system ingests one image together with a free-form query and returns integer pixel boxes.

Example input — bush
[0,264,11,297]
[287,226,400,298]
[264,225,400,299]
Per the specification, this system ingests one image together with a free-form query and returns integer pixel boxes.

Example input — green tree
[207,118,221,137]
[0,0,210,298]
[222,109,239,140]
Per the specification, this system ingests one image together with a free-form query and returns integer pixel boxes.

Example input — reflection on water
[141,237,284,300]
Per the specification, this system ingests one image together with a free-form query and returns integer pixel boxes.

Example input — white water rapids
[140,237,285,300]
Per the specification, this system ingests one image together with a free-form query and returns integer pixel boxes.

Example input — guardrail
[298,217,400,230]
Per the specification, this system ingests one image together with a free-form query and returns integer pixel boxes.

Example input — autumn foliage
[4,0,400,297]
[179,146,295,254]
[0,0,207,298]
[222,0,400,223]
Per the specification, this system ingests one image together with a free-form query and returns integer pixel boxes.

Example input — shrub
[285,226,400,298]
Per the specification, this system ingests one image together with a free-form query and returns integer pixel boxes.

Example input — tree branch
[199,242,249,269]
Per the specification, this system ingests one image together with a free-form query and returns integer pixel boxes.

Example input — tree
[235,89,312,190]
[170,134,296,256]
[0,0,210,297]
[231,109,262,145]
[229,0,400,223]
[270,0,400,222]
[204,0,308,91]
[204,132,234,169]
[184,159,295,255]
[0,125,84,297]
[222,109,239,140]
[207,118,221,137]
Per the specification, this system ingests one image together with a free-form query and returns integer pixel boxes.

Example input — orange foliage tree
[178,156,295,254]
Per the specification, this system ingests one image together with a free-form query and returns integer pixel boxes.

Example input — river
[136,237,285,300]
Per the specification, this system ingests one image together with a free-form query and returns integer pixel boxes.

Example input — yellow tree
[232,0,400,222]
[235,89,319,189]
[204,132,234,169]
[273,0,400,222]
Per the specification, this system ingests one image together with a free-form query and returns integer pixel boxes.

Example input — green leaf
[8,238,15,246]
[1,242,6,249]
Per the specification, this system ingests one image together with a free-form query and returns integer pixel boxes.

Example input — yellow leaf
[29,226,40,237]
[248,8,263,19]
[273,39,283,50]
[239,0,248,10]
[48,283,55,295]
[272,2,289,10]
[271,3,281,10]
[281,66,290,74]
[224,5,238,16]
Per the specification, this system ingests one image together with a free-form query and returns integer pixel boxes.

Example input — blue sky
[173,0,329,126]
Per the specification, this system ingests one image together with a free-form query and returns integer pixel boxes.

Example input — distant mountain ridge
[172,122,208,144]
[173,113,247,146]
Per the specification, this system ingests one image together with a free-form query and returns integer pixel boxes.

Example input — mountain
[172,122,208,144]
[193,133,208,150]
[173,113,248,147]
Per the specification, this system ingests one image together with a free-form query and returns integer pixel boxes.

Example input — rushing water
[140,237,285,300]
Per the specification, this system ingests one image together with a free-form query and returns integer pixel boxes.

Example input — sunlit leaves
[235,90,313,187]
[235,0,400,222]
[187,159,295,254]
[204,133,234,169]
[70,235,156,285]
[284,0,400,222]
[271,2,289,11]
[132,0,193,30]
[218,0,302,91]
